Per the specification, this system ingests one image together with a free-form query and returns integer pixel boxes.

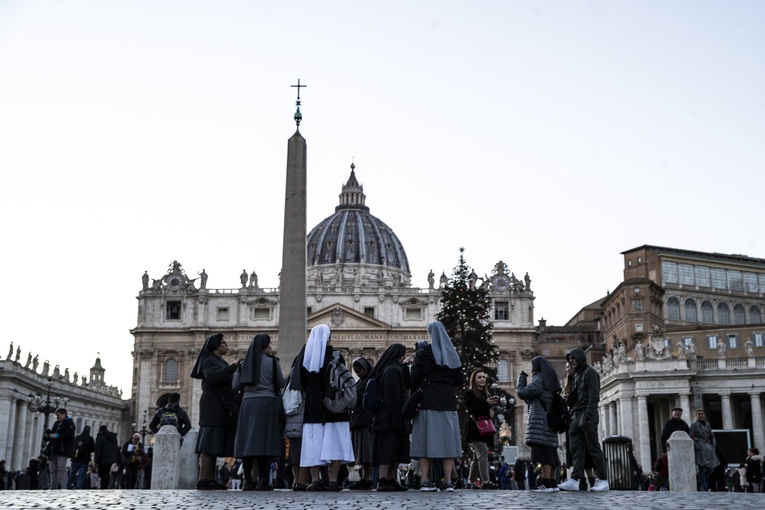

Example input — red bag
[471,416,496,437]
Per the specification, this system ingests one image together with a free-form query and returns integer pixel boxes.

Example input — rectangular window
[253,307,270,320]
[494,302,509,321]
[760,274,765,293]
[754,333,764,348]
[307,306,313,316]
[216,307,229,321]
[682,337,694,347]
[637,256,643,264]
[635,323,644,332]
[706,335,719,350]
[679,264,695,286]
[662,261,678,284]
[627,259,632,268]
[744,272,759,293]
[695,266,711,287]
[728,270,744,292]
[728,334,739,349]
[363,307,375,317]
[497,360,509,383]
[711,268,727,289]
[633,299,644,311]
[166,301,181,320]
[405,308,422,320]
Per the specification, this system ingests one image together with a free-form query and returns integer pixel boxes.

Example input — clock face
[493,274,511,291]
[167,275,183,290]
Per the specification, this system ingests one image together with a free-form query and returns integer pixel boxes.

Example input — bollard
[151,425,182,489]
[178,428,199,489]
[667,430,695,492]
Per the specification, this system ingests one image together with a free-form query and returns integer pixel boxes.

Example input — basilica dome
[307,165,410,275]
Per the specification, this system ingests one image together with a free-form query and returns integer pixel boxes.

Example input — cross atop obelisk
[291,79,306,128]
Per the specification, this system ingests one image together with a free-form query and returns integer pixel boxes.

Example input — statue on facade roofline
[6,342,12,360]
[427,270,435,289]
[32,355,39,372]
[142,271,149,290]
[717,339,727,358]
[25,352,32,368]
[746,338,755,357]
[676,341,687,360]
[635,340,645,361]
[15,346,20,363]
[42,360,49,376]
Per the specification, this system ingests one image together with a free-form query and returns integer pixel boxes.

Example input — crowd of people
[189,321,613,492]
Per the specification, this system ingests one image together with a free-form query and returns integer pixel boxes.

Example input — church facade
[130,167,539,451]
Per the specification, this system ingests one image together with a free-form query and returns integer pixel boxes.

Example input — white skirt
[300,422,355,466]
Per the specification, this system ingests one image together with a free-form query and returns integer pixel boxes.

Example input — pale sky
[1,1,764,393]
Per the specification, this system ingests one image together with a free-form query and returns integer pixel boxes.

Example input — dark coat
[371,363,410,434]
[94,429,120,465]
[567,348,600,419]
[516,371,559,448]
[349,377,372,429]
[198,353,239,428]
[48,417,76,458]
[409,344,462,411]
[149,402,193,436]
[299,346,349,424]
[463,389,496,446]
[71,430,95,462]
[659,418,690,451]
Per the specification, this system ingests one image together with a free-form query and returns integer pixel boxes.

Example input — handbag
[471,415,497,437]
[283,367,305,416]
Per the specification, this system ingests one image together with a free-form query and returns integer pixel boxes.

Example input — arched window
[667,297,681,321]
[701,301,714,324]
[684,299,698,322]
[733,304,746,325]
[497,360,509,383]
[750,305,762,324]
[164,358,178,383]
[717,302,730,325]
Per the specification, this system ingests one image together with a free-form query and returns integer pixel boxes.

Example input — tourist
[284,356,309,491]
[660,407,690,452]
[463,368,499,489]
[121,433,144,489]
[746,448,762,493]
[190,333,243,490]
[562,361,595,490]
[45,408,76,489]
[516,356,561,492]
[558,348,609,492]
[149,392,192,437]
[94,425,120,489]
[68,425,95,489]
[233,334,285,491]
[689,409,719,491]
[348,357,374,490]
[410,321,463,492]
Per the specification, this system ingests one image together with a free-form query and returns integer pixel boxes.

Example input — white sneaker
[531,484,556,493]
[557,478,580,491]
[591,478,609,492]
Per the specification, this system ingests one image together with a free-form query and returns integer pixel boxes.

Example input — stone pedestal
[151,425,181,489]
[668,431,696,492]
[178,428,199,489]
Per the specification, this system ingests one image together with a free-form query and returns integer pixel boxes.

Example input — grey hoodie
[565,348,600,419]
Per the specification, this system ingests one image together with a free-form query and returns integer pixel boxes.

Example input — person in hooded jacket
[410,321,463,492]
[746,448,762,492]
[68,425,95,489]
[348,357,374,490]
[190,333,243,490]
[516,356,561,492]
[233,334,285,491]
[370,343,411,492]
[94,425,121,489]
[558,348,609,492]
[149,392,192,437]
[45,408,76,489]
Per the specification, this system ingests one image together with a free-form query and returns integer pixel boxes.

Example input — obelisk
[278,80,307,372]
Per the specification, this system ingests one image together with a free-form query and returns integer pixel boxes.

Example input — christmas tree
[437,247,498,388]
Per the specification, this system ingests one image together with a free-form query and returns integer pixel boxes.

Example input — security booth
[602,435,638,490]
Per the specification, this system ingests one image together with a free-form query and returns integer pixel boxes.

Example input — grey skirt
[351,427,373,465]
[410,409,462,459]
[196,426,235,457]
[234,396,285,458]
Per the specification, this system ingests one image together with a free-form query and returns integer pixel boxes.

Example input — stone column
[619,396,635,440]
[11,400,26,470]
[609,402,618,436]
[667,431,696,492]
[600,404,608,439]
[750,392,764,451]
[0,396,13,459]
[4,397,17,462]
[680,394,692,427]
[636,395,651,471]
[151,425,181,489]
[720,392,734,429]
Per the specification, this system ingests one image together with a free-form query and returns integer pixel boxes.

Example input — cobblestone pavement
[0,489,762,510]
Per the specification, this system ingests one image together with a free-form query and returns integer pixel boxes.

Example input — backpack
[543,390,572,433]
[323,351,357,414]
[74,440,85,460]
[361,376,381,413]
[159,408,179,428]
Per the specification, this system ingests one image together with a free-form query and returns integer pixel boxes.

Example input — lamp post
[27,377,69,446]
[139,410,149,444]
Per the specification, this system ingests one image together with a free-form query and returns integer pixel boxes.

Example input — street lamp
[139,409,149,444]
[27,377,69,446]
